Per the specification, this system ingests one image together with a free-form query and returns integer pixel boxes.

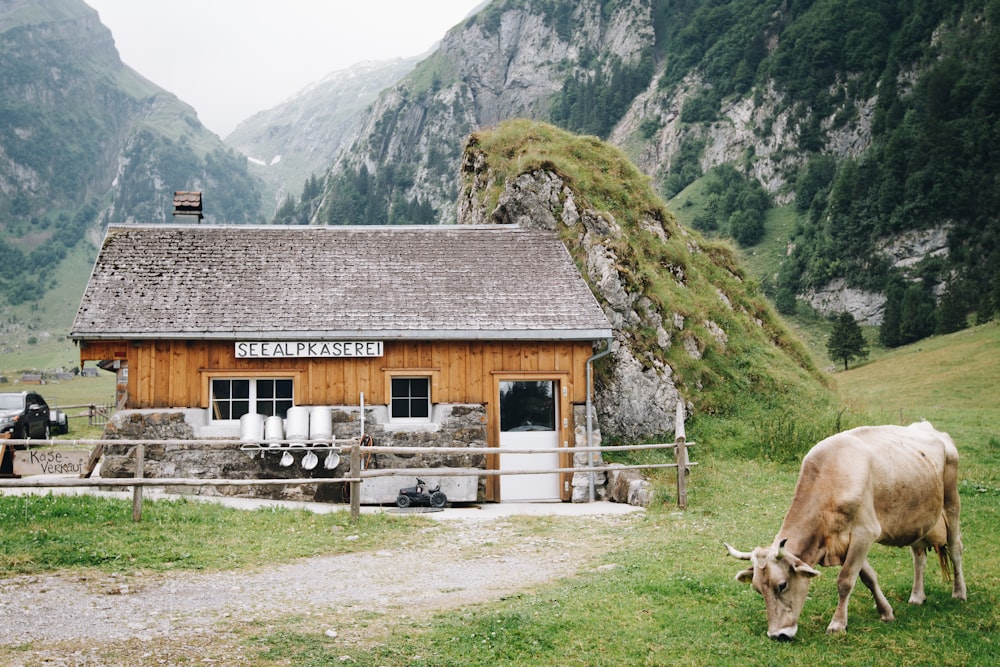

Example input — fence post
[132,444,145,522]
[349,440,361,524]
[674,402,688,510]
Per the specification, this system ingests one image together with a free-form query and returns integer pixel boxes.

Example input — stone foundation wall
[100,402,616,504]
[100,404,490,503]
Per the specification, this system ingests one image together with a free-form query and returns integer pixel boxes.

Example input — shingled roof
[71,224,612,341]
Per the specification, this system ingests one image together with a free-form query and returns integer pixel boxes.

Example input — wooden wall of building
[79,339,597,410]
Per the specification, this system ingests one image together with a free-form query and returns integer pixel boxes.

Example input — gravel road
[0,506,641,666]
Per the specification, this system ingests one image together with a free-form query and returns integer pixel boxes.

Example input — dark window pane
[500,380,556,432]
[257,380,275,399]
[232,380,250,399]
[390,377,430,419]
[213,380,231,399]
[409,398,429,418]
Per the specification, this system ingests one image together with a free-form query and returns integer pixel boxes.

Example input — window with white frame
[210,378,294,422]
[390,377,430,420]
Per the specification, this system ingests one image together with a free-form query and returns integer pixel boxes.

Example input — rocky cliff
[458,120,826,439]
[313,0,656,225]
[303,0,996,329]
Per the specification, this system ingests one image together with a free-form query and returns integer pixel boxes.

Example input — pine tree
[827,311,869,371]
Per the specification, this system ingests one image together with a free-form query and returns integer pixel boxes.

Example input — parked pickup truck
[0,391,68,440]
[1,391,68,476]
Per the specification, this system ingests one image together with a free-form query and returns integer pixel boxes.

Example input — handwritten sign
[13,450,90,476]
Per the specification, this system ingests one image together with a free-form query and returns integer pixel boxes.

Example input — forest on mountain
[0,0,263,313]
[1,0,997,357]
[295,0,998,346]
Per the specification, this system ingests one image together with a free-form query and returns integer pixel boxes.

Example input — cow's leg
[943,444,967,600]
[828,567,857,633]
[909,546,927,604]
[828,537,879,633]
[950,536,966,600]
[859,559,895,621]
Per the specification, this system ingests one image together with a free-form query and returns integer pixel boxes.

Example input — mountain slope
[302,0,997,338]
[226,58,419,218]
[0,0,263,228]
[0,0,265,360]
[296,0,655,227]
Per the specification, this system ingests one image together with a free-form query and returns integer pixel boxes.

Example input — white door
[498,380,561,502]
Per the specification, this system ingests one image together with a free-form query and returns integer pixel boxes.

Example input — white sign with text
[235,341,384,359]
[13,450,90,476]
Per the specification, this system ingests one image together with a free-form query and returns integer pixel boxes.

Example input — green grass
[241,323,1000,665]
[735,205,799,286]
[0,239,98,374]
[246,463,999,666]
[834,320,1000,485]
[0,494,428,575]
[4,324,992,665]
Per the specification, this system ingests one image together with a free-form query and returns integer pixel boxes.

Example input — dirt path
[0,511,641,665]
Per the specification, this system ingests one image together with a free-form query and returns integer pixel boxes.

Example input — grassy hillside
[0,240,97,374]
[466,121,832,447]
[834,321,1000,484]
[668,180,884,371]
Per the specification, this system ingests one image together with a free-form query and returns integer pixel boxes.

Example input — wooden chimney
[172,191,203,223]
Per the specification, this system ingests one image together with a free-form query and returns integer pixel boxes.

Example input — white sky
[85,1,484,137]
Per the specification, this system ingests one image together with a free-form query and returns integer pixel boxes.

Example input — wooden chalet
[71,224,613,502]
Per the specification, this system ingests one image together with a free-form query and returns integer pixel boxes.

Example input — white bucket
[285,406,310,444]
[239,413,265,442]
[309,405,333,441]
[264,415,284,447]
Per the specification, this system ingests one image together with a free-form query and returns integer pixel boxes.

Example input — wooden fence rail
[1,405,696,522]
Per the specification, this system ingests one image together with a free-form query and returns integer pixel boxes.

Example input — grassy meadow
[1,323,997,665]
[324,324,999,667]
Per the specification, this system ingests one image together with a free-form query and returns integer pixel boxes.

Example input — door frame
[487,371,572,502]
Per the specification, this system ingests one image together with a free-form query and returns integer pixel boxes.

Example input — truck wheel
[430,491,447,508]
[396,494,412,508]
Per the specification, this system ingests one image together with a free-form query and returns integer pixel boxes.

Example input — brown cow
[726,421,966,640]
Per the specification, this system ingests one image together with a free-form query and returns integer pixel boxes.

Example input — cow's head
[725,539,820,641]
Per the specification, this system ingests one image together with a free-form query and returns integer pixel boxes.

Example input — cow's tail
[933,545,953,584]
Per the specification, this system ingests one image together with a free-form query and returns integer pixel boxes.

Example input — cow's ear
[735,568,754,583]
[794,563,821,578]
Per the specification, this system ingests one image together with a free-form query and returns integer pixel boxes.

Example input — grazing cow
[725,421,966,640]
